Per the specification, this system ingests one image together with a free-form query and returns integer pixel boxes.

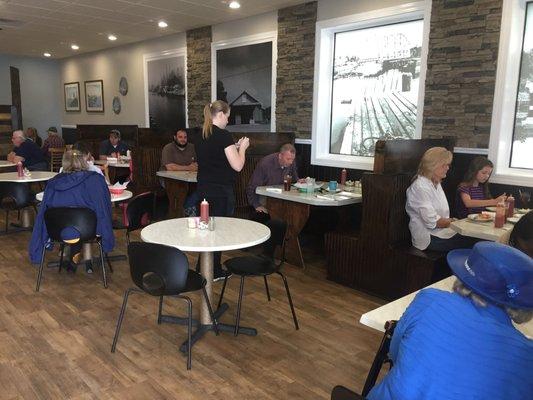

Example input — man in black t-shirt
[7,130,47,171]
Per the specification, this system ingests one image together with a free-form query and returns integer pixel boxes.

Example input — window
[312,2,429,170]
[489,0,533,185]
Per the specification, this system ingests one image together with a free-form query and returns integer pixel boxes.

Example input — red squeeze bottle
[200,199,209,222]
[17,162,23,177]
[506,195,515,217]
[340,168,347,186]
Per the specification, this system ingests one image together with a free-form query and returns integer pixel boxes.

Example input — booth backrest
[76,124,138,158]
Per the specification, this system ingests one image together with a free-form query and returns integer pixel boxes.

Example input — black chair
[217,219,299,336]
[0,182,33,234]
[35,207,109,291]
[331,386,365,400]
[111,242,219,370]
[124,191,155,246]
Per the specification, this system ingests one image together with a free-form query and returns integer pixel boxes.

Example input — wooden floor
[0,212,384,400]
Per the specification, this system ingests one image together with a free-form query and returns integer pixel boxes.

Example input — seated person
[61,142,108,183]
[455,156,506,218]
[29,150,114,273]
[246,143,301,217]
[42,126,65,154]
[99,129,129,159]
[500,210,533,257]
[7,130,47,171]
[26,127,42,147]
[161,129,197,171]
[161,129,198,216]
[406,147,476,252]
[367,242,533,400]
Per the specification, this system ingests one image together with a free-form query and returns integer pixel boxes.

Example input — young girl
[455,156,506,218]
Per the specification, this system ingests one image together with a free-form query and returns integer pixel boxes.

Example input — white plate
[507,216,520,224]
[323,187,341,193]
[294,182,322,191]
[516,208,531,214]
[486,206,497,212]
[467,213,494,222]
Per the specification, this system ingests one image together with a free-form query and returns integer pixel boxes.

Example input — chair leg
[35,244,47,292]
[216,274,229,311]
[126,230,130,247]
[97,242,108,288]
[202,286,219,335]
[277,272,299,330]
[179,295,193,370]
[58,243,65,273]
[4,210,8,233]
[111,288,137,352]
[105,253,114,273]
[234,276,245,336]
[157,296,163,324]
[263,276,271,301]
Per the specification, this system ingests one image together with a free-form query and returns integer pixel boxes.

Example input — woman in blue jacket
[29,150,114,272]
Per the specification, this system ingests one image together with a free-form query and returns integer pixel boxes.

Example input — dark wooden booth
[325,138,455,300]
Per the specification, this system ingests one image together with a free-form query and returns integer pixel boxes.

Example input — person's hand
[255,206,268,214]
[189,162,198,171]
[111,152,118,159]
[238,137,250,151]
[494,194,507,204]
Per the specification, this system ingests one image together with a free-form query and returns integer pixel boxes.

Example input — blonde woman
[195,100,249,280]
[29,150,114,272]
[406,147,476,251]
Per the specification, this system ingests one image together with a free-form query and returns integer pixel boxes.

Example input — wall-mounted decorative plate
[119,76,128,95]
[112,96,121,114]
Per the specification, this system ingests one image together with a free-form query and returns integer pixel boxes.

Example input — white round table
[141,217,270,350]
[0,171,57,182]
[0,161,15,169]
[0,171,57,228]
[35,189,133,203]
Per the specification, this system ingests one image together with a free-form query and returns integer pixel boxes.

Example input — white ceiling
[0,0,305,59]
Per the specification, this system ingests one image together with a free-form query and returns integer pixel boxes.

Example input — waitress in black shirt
[195,100,250,279]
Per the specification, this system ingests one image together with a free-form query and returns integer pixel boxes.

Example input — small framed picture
[64,82,80,112]
[84,80,104,112]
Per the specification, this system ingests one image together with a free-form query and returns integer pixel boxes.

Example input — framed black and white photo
[143,49,187,131]
[212,32,277,132]
[312,2,429,170]
[64,82,80,112]
[84,80,104,112]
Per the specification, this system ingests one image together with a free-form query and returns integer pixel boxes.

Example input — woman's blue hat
[447,241,533,309]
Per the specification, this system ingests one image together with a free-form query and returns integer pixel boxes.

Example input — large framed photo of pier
[143,48,187,132]
[312,2,429,170]
[212,32,277,132]
[84,80,104,112]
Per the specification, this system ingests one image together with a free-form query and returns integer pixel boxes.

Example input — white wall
[0,54,61,139]
[212,11,277,42]
[317,0,416,21]
[61,32,186,127]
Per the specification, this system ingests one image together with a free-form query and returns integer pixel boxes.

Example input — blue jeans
[427,234,479,252]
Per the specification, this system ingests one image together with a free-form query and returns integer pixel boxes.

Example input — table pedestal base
[159,302,257,354]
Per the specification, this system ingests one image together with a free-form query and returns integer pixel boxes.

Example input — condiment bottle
[494,201,506,228]
[506,195,515,217]
[16,162,23,177]
[200,199,209,222]
[340,168,347,186]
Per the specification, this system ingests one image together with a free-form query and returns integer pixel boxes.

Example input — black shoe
[62,261,77,273]
[213,269,232,282]
[85,261,94,274]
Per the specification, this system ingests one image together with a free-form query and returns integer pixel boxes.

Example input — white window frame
[143,48,188,128]
[211,31,277,132]
[311,1,430,170]
[489,0,533,187]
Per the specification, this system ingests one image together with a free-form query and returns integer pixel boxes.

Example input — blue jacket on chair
[29,171,115,264]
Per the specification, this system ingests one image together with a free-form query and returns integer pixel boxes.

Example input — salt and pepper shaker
[17,162,23,177]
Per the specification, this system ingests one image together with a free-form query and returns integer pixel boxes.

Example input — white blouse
[406,175,456,250]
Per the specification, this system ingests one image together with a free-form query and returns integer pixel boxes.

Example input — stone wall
[422,0,503,148]
[186,26,212,128]
[276,2,317,139]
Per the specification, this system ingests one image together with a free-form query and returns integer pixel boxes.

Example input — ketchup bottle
[506,195,515,217]
[340,168,347,186]
[200,199,209,222]
[17,162,23,177]
[494,202,505,228]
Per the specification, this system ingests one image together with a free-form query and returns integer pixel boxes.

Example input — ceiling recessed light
[71,44,79,50]
[43,52,51,57]
[229,1,240,9]
[108,34,117,41]
[158,21,168,28]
